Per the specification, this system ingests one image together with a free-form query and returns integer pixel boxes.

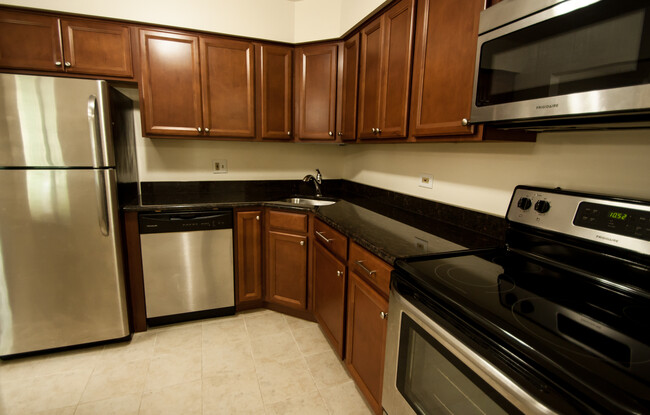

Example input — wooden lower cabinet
[346,271,389,415]
[313,241,347,357]
[235,210,263,308]
[266,229,308,310]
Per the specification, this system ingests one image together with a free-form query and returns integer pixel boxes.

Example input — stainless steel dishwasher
[139,209,235,325]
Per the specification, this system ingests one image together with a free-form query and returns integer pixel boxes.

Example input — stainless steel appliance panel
[0,169,129,356]
[0,73,114,168]
[140,229,234,318]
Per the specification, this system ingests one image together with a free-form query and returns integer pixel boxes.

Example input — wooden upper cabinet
[358,0,415,140]
[257,44,293,140]
[409,0,482,138]
[139,29,202,137]
[295,43,338,140]
[337,34,360,141]
[201,37,255,138]
[0,10,132,78]
[60,19,132,77]
[0,10,63,72]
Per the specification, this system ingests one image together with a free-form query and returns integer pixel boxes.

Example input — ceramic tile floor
[0,309,374,415]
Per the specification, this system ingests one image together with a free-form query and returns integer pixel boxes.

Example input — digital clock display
[607,211,628,221]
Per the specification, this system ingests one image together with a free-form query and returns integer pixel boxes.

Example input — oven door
[382,287,554,415]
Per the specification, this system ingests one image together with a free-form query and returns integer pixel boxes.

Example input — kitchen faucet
[303,169,322,197]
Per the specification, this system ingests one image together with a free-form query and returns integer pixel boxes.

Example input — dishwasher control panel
[139,209,233,234]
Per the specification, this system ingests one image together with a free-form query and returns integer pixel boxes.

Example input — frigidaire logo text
[536,104,559,110]
[596,234,619,243]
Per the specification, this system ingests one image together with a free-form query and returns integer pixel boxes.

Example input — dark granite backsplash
[138,179,505,243]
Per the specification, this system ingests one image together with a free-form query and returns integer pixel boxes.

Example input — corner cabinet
[265,210,309,310]
[139,28,255,138]
[346,242,391,415]
[357,0,415,140]
[235,210,263,309]
[256,44,293,140]
[0,9,132,78]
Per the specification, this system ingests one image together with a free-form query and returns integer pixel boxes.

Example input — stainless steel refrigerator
[0,73,130,357]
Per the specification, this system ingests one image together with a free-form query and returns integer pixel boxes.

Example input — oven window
[396,314,520,415]
[476,0,650,106]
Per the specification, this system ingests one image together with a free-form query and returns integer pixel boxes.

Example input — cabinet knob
[300,240,305,246]
[55,61,62,67]
[255,215,260,221]
[337,131,342,137]
[371,128,376,133]
[461,118,469,126]
[64,61,71,67]
[337,270,342,277]
[380,311,388,320]
[204,128,210,133]
[376,128,381,134]
[197,127,202,132]
[328,131,333,136]
[287,131,291,136]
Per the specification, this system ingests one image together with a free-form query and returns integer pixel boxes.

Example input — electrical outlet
[212,159,228,174]
[419,174,433,189]
[414,237,428,252]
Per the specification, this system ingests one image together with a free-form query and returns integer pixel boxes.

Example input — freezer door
[0,169,129,356]
[0,73,114,168]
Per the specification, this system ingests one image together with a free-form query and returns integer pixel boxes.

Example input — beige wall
[2,0,387,43]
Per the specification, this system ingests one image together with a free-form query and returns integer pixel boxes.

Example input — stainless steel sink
[276,197,338,207]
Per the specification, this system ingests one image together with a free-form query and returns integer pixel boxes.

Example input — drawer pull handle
[380,311,388,319]
[315,230,333,244]
[354,260,376,277]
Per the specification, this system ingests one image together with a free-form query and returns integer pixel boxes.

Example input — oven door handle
[395,291,556,415]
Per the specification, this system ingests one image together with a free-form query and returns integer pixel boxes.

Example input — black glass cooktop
[394,248,650,413]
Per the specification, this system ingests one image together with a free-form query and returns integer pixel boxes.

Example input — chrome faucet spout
[302,173,322,197]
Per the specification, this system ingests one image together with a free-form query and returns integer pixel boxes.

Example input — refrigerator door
[0,73,114,168]
[0,169,129,356]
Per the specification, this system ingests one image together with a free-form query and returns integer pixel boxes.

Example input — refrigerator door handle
[87,95,104,168]
[95,171,110,237]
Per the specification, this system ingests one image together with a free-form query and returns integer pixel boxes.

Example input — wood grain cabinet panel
[0,10,63,72]
[60,18,132,77]
[346,270,389,415]
[139,29,202,137]
[257,44,293,140]
[235,210,263,306]
[201,37,255,138]
[337,34,360,141]
[295,43,338,140]
[358,0,415,140]
[266,230,308,310]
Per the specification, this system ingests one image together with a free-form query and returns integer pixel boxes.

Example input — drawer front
[348,242,392,297]
[268,210,309,233]
[314,219,348,260]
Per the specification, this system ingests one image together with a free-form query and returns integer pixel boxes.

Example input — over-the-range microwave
[470,0,650,130]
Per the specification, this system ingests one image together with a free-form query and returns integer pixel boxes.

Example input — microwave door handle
[87,95,104,168]
[95,171,109,237]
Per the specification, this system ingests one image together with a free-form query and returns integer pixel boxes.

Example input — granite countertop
[123,193,500,265]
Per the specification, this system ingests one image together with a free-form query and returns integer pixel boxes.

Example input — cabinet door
[337,34,359,141]
[60,19,132,78]
[266,231,307,309]
[313,242,346,357]
[357,18,383,139]
[346,271,388,415]
[139,29,202,136]
[378,0,415,139]
[0,10,63,72]
[257,44,293,140]
[296,43,338,140]
[201,37,256,138]
[236,210,263,305]
[409,0,482,137]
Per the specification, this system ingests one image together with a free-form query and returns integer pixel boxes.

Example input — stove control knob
[534,200,551,214]
[517,197,532,210]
